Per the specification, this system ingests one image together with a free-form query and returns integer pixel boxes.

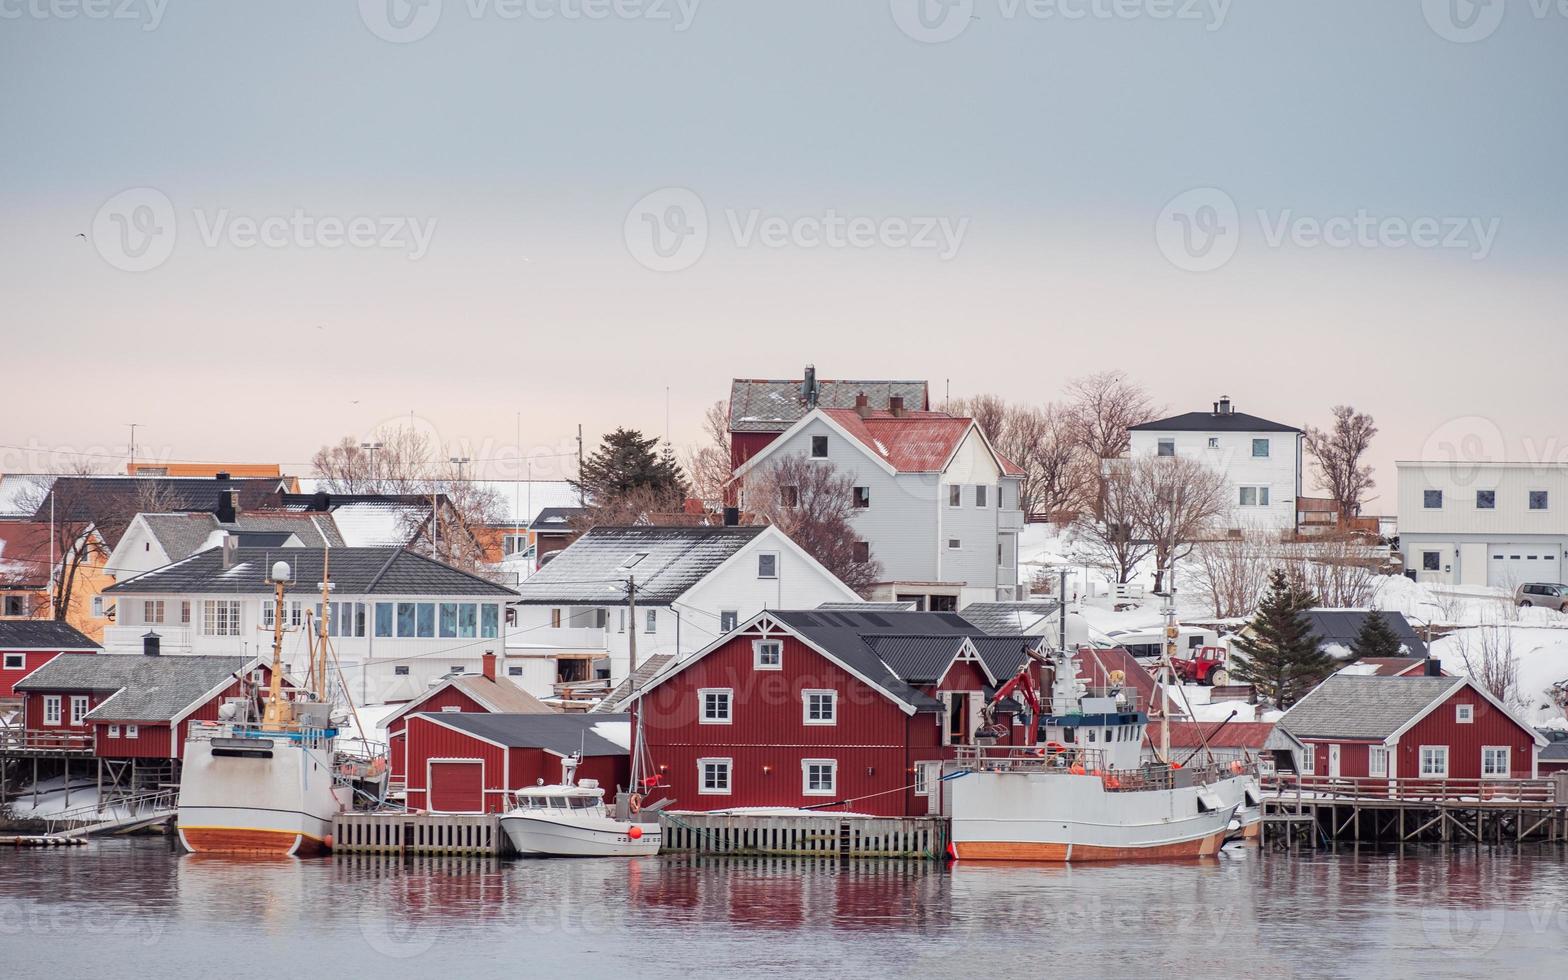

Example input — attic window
[620,553,648,570]
[811,435,828,458]
[1457,703,1474,724]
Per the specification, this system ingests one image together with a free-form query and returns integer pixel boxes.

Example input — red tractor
[1166,646,1232,686]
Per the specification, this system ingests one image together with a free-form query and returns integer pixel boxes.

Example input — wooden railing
[1265,774,1560,805]
[0,730,96,753]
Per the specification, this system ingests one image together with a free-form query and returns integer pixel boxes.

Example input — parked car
[1516,583,1568,611]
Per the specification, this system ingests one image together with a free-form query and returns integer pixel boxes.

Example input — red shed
[0,621,100,700]
[404,712,629,814]
[382,652,555,788]
[633,609,1045,818]
[1278,674,1544,783]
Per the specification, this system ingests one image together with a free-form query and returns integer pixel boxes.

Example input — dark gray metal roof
[15,653,253,722]
[1538,733,1568,762]
[728,378,929,433]
[593,654,675,713]
[1130,410,1300,433]
[959,601,1063,636]
[0,620,101,650]
[30,477,292,546]
[1278,675,1464,740]
[769,610,982,711]
[104,547,516,597]
[141,512,343,560]
[419,711,627,756]
[1303,609,1428,658]
[817,601,917,612]
[530,506,586,529]
[512,526,766,605]
[866,635,969,684]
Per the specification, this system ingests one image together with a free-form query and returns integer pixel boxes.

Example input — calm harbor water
[2,839,1566,978]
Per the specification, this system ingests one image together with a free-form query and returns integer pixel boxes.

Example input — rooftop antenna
[127,423,139,468]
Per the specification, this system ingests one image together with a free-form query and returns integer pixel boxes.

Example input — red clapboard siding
[1396,685,1538,779]
[429,761,485,813]
[1,651,77,699]
[94,723,173,759]
[404,715,507,812]
[388,687,489,780]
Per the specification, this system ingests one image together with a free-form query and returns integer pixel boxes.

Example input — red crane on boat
[977,648,1046,745]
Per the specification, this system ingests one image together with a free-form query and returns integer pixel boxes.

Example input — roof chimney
[1217,396,1233,415]
[854,391,871,418]
[482,650,497,682]
[1425,657,1442,677]
[802,364,818,407]
[214,471,232,482]
[220,534,238,570]
[216,488,239,524]
[722,506,740,527]
[889,395,905,418]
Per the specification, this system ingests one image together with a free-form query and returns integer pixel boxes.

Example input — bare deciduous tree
[685,400,733,507]
[742,456,882,596]
[1194,529,1276,619]
[311,425,435,494]
[1071,462,1154,585]
[1305,405,1378,520]
[950,396,1089,520]
[1063,371,1160,463]
[1281,533,1380,609]
[1449,624,1521,709]
[1126,455,1228,593]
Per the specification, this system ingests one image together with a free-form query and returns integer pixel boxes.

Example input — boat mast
[261,561,293,731]
[1159,562,1176,766]
[316,549,331,702]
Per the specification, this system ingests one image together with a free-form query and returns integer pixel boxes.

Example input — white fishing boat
[499,759,662,857]
[176,556,387,857]
[945,577,1253,862]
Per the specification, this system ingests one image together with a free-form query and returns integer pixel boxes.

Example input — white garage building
[1397,461,1568,588]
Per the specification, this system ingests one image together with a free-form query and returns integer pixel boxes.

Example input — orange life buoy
[1069,764,1086,775]
[1103,775,1121,790]
[628,793,642,816]
[1033,746,1047,758]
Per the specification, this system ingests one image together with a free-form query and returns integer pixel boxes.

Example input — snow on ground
[338,701,405,747]
[1431,626,1568,728]
[4,774,112,819]
[1369,574,1567,628]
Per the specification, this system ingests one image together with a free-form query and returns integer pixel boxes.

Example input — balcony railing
[1265,774,1560,805]
[0,729,96,754]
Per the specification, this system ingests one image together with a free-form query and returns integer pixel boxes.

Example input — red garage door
[429,761,484,813]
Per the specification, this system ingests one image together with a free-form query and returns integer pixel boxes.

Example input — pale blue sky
[2,2,1565,505]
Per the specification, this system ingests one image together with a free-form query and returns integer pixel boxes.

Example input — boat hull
[177,737,343,857]
[500,814,662,857]
[946,768,1243,863]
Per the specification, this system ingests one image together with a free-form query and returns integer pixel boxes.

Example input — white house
[508,524,862,698]
[1396,460,1567,587]
[1127,396,1304,533]
[108,509,345,582]
[101,547,518,703]
[731,402,1026,609]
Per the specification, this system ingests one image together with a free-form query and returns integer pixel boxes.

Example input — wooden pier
[658,812,948,859]
[333,812,504,856]
[1263,774,1568,845]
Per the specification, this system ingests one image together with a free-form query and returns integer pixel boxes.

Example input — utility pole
[126,423,139,469]
[576,424,585,506]
[626,575,638,677]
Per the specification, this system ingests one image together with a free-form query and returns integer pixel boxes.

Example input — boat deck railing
[952,745,1255,791]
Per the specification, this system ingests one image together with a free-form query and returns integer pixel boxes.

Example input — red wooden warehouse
[404,712,629,814]
[632,609,1046,818]
[1278,674,1544,782]
[0,620,100,700]
[382,651,554,791]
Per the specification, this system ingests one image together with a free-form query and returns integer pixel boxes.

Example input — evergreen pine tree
[1231,570,1332,708]
[1348,612,1406,662]
[572,428,690,506]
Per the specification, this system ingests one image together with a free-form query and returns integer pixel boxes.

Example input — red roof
[1357,657,1440,677]
[1144,720,1278,751]
[0,522,57,587]
[1074,646,1158,710]
[820,409,1023,475]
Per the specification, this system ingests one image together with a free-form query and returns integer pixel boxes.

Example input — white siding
[1128,428,1302,531]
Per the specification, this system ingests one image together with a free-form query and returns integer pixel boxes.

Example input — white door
[1327,744,1341,779]
[1487,545,1562,588]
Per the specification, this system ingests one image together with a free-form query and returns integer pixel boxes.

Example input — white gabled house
[730,402,1026,609]
[508,524,861,699]
[1127,395,1304,533]
[101,547,518,703]
[1396,460,1568,587]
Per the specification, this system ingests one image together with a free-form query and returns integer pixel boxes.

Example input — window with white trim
[143,600,165,624]
[802,690,837,725]
[125,725,138,738]
[720,610,739,632]
[1456,703,1474,724]
[1419,745,1449,778]
[948,485,962,507]
[1239,485,1271,507]
[1301,745,1315,774]
[753,639,782,670]
[698,757,732,795]
[1368,747,1388,778]
[974,485,987,507]
[1157,438,1175,457]
[70,696,88,725]
[699,688,732,725]
[1481,746,1510,779]
[914,761,935,797]
[853,486,871,509]
[92,597,105,617]
[810,435,828,458]
[43,695,61,726]
[2,653,23,670]
[757,553,778,579]
[644,609,657,634]
[202,599,241,636]
[1423,489,1443,509]
[1251,438,1270,458]
[108,725,120,738]
[802,759,837,796]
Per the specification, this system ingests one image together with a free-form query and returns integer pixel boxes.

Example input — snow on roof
[331,502,418,547]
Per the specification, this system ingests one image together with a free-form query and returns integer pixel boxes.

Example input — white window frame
[1156,438,1175,457]
[125,724,138,738]
[810,435,829,459]
[1251,438,1270,458]
[1423,489,1443,509]
[914,760,938,797]
[144,599,165,625]
[91,596,105,617]
[853,486,871,509]
[1239,485,1271,507]
[1207,436,1220,448]
[1529,489,1549,511]
[974,485,987,508]
[1475,489,1496,510]
[644,608,657,634]
[1368,746,1388,778]
[1301,744,1315,775]
[1481,745,1510,779]
[1456,703,1474,724]
[43,695,62,726]
[947,538,961,550]
[801,758,837,797]
[108,725,120,738]
[757,553,778,579]
[698,688,733,725]
[697,757,732,795]
[70,696,89,726]
[752,639,782,671]
[802,689,837,726]
[719,610,738,632]
[202,599,241,637]
[2,653,24,670]
[1419,745,1449,778]
[948,485,962,508]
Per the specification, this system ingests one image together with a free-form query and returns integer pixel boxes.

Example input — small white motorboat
[499,761,662,858]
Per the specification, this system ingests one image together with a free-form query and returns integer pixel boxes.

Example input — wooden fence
[334,812,502,856]
[1266,774,1562,805]
[658,812,947,859]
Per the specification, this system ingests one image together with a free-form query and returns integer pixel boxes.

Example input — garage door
[428,761,484,813]
[1487,545,1562,588]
